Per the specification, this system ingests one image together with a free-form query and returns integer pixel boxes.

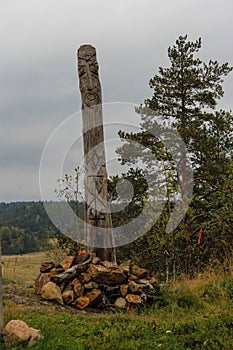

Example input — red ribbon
[78,251,88,255]
[197,227,202,245]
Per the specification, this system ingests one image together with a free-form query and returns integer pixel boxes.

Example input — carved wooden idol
[77,45,116,263]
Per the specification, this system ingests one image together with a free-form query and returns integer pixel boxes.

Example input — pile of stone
[35,253,159,311]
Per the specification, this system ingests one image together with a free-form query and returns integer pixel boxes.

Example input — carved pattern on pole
[77,45,116,263]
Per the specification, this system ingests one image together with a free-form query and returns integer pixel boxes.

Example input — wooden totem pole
[77,45,116,263]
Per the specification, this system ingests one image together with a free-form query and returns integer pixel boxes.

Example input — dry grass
[173,267,233,296]
[2,251,50,284]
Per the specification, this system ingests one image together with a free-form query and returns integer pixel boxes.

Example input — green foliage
[174,289,203,310]
[0,226,39,255]
[0,202,57,255]
[144,35,232,121]
[56,233,79,256]
[203,279,233,301]
[115,35,233,280]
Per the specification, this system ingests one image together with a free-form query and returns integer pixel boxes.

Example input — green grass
[3,303,233,350]
[2,252,233,349]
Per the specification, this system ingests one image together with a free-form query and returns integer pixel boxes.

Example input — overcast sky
[1,0,233,202]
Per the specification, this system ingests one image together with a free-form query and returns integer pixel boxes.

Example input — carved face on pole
[78,45,101,108]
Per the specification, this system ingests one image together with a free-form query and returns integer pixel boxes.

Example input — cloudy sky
[1,0,233,202]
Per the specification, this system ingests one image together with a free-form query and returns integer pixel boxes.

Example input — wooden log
[99,284,121,294]
[125,294,142,304]
[40,262,56,273]
[128,281,142,294]
[77,44,116,263]
[50,255,92,285]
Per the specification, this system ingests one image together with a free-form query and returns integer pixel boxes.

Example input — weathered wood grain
[77,45,116,263]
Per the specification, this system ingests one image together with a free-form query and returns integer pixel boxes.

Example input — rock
[40,262,55,273]
[3,320,31,346]
[126,294,142,304]
[48,268,62,277]
[73,296,90,309]
[129,281,142,294]
[138,278,148,284]
[35,255,157,311]
[85,289,101,304]
[60,256,75,270]
[119,260,131,273]
[128,274,139,282]
[3,320,43,347]
[120,284,128,297]
[62,289,74,304]
[35,273,50,294]
[41,282,64,305]
[131,265,148,278]
[92,257,100,264]
[71,278,84,297]
[88,264,127,286]
[79,272,91,284]
[114,297,127,309]
[101,260,117,269]
[84,281,99,290]
[28,327,44,346]
[11,296,28,305]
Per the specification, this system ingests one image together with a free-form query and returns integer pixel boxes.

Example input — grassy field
[2,250,65,284]
[2,252,50,284]
[2,252,233,349]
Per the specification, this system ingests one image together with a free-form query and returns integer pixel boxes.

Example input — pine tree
[117,35,233,278]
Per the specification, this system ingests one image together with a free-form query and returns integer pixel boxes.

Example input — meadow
[2,252,233,349]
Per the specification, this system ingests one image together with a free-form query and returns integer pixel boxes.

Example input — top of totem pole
[77,44,101,108]
[78,44,96,60]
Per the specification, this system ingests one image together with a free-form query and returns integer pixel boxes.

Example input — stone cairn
[35,253,159,311]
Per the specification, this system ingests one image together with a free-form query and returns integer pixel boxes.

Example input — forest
[0,202,56,255]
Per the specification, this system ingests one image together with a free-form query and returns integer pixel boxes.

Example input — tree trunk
[77,45,116,263]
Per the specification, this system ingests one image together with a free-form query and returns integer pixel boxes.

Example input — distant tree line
[0,202,57,255]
